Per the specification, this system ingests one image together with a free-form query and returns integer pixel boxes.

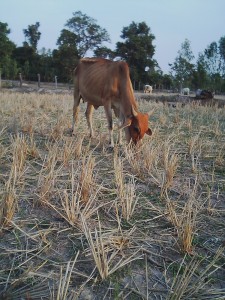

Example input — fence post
[19,73,22,87]
[37,74,41,88]
[55,76,58,89]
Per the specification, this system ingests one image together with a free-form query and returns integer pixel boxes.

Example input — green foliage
[57,29,77,48]
[23,22,41,51]
[65,11,110,58]
[192,53,210,89]
[52,46,78,82]
[0,22,16,78]
[1,55,18,79]
[12,45,40,80]
[0,22,16,59]
[116,21,156,83]
[93,46,115,59]
[169,39,195,90]
[162,74,173,90]
[204,42,220,75]
[53,29,79,81]
[1,14,225,90]
[38,48,55,82]
[193,38,225,92]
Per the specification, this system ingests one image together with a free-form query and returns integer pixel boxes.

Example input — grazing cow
[72,58,153,147]
[144,85,153,94]
[182,87,190,95]
[196,89,214,99]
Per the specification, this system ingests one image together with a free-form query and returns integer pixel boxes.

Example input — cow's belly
[81,92,103,107]
[81,90,121,109]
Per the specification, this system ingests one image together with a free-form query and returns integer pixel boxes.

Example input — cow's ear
[146,128,152,136]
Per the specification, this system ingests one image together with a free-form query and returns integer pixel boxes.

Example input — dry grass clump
[167,246,225,299]
[39,150,101,229]
[187,133,203,173]
[123,144,144,178]
[79,153,96,204]
[0,133,32,229]
[0,91,224,299]
[62,136,84,165]
[82,215,141,280]
[0,165,17,230]
[55,162,101,228]
[54,252,80,300]
[114,152,139,221]
[20,113,36,135]
[161,142,179,195]
[49,115,68,141]
[124,137,179,196]
[120,177,138,221]
[164,179,203,254]
[11,133,29,177]
[36,145,59,205]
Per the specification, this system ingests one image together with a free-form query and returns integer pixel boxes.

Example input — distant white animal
[182,87,190,95]
[144,85,153,94]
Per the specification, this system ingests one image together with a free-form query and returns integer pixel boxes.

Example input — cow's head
[129,112,152,144]
[120,107,153,144]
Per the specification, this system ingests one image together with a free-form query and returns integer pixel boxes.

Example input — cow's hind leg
[85,103,94,138]
[72,89,81,136]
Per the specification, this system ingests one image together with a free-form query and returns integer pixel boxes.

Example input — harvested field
[0,90,225,299]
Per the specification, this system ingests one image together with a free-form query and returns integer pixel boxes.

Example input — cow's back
[74,58,136,111]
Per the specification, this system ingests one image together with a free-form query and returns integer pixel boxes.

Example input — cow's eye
[133,126,140,134]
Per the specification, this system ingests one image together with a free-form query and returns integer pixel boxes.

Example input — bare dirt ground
[0,89,225,299]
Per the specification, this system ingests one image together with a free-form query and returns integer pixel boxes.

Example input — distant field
[2,79,225,102]
[0,91,225,299]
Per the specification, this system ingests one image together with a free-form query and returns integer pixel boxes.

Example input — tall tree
[115,21,156,84]
[53,29,79,81]
[38,48,54,82]
[0,22,16,78]
[1,55,18,79]
[193,53,209,89]
[65,11,110,57]
[203,41,223,91]
[169,39,195,90]
[218,36,225,75]
[0,22,15,56]
[23,22,41,51]
[204,42,220,75]
[12,45,37,79]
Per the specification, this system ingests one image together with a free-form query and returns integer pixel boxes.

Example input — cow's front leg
[104,103,114,148]
[85,103,94,138]
[117,129,122,145]
[113,108,122,146]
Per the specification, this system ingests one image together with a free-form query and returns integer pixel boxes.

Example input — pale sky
[1,0,224,73]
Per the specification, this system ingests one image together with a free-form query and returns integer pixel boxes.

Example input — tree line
[0,11,225,92]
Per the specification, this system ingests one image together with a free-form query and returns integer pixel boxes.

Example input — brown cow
[72,58,152,147]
